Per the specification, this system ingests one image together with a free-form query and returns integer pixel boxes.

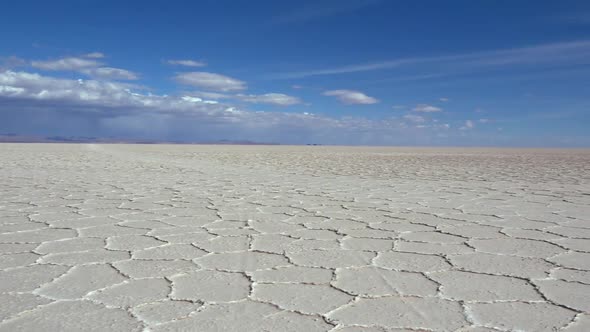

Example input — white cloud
[0,70,476,145]
[413,104,442,112]
[189,91,232,99]
[479,118,490,123]
[460,120,474,130]
[181,96,203,103]
[181,95,218,104]
[30,55,137,81]
[81,67,138,80]
[322,89,378,105]
[186,91,302,106]
[0,85,25,95]
[403,114,425,123]
[0,71,304,123]
[175,72,246,91]
[236,93,302,106]
[84,52,105,59]
[439,97,449,102]
[31,57,101,71]
[0,70,224,114]
[167,59,206,67]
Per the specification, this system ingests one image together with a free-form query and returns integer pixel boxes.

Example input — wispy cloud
[187,91,303,106]
[236,93,302,106]
[30,55,138,80]
[403,114,425,123]
[0,56,26,70]
[323,89,378,104]
[181,96,217,104]
[84,52,105,59]
[174,72,247,91]
[277,40,590,79]
[31,57,101,71]
[460,120,475,130]
[166,59,207,67]
[189,91,232,100]
[413,104,442,113]
[81,67,139,80]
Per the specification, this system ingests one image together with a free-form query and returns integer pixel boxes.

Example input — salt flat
[0,143,589,331]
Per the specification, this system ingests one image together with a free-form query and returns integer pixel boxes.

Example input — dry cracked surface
[0,143,589,332]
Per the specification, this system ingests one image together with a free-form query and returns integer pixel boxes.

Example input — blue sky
[1,0,589,146]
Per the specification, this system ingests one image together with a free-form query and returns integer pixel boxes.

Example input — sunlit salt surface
[0,144,589,331]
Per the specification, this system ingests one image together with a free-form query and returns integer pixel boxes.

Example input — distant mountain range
[0,133,279,145]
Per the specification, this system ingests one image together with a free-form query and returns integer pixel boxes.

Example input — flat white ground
[0,144,589,331]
